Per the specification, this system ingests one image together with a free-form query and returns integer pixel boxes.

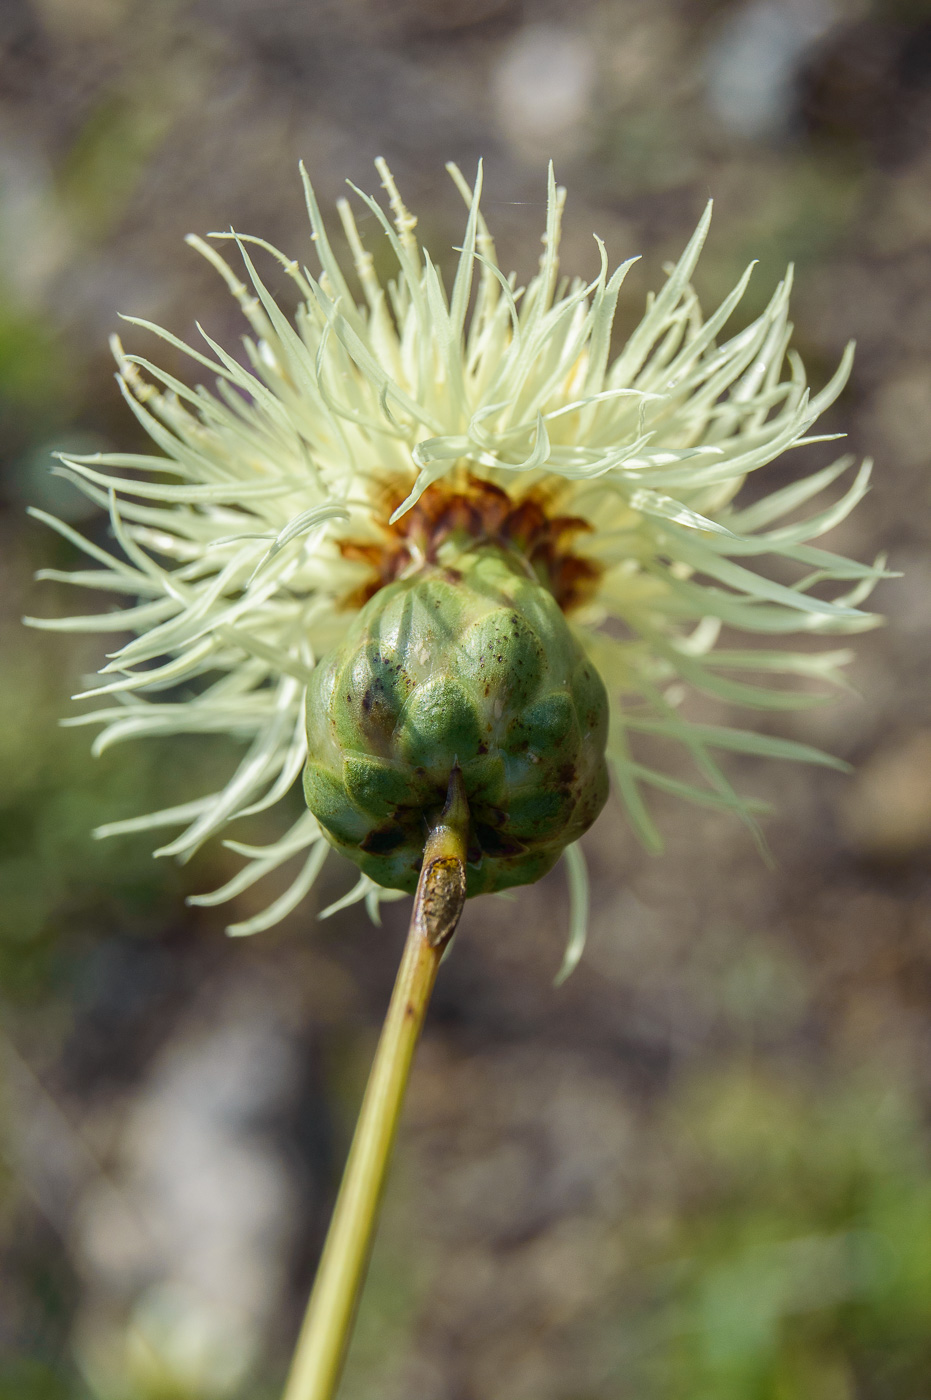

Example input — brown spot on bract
[361,827,406,854]
[475,823,527,858]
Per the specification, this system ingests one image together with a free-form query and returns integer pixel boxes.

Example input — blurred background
[2,0,931,1396]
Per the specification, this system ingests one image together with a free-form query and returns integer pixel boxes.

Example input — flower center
[339,475,602,613]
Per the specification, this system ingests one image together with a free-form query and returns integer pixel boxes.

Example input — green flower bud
[303,545,609,897]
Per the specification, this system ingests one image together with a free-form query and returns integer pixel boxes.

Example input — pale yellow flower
[28,160,882,949]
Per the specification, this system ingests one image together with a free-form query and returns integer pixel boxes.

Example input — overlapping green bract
[303,547,609,896]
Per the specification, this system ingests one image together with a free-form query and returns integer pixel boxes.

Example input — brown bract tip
[339,475,602,613]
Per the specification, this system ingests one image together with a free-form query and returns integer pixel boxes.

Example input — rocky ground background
[2,1,931,1397]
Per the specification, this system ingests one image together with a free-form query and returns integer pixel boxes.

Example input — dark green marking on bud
[304,545,609,898]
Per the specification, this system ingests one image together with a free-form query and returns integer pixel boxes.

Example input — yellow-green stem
[281,770,469,1400]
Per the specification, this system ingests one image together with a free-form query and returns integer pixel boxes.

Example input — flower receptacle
[303,545,610,898]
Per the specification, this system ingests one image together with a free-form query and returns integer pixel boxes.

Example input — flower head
[29,160,882,951]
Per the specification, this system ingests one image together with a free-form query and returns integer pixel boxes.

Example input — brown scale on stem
[339,475,603,613]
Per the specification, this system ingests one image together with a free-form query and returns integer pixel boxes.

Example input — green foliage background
[1,2,930,1397]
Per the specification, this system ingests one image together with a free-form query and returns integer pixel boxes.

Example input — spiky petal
[27,160,883,943]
